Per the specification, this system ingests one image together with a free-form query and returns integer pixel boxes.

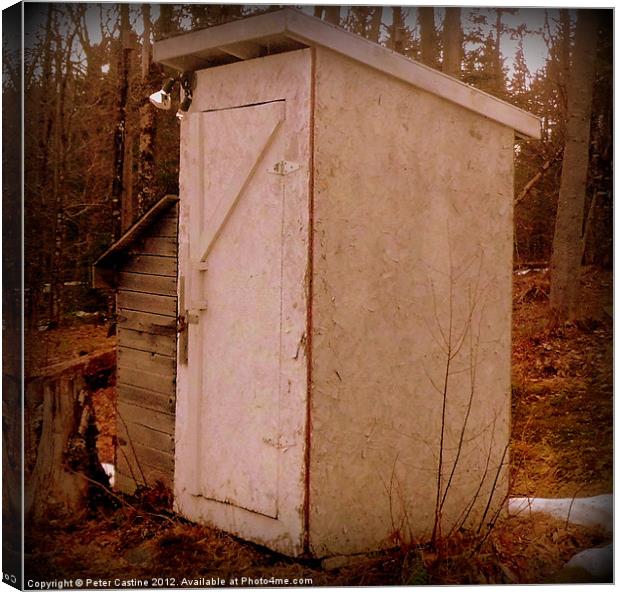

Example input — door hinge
[268,160,300,176]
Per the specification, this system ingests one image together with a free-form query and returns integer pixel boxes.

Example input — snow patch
[101,462,115,487]
[508,494,612,533]
[564,544,613,581]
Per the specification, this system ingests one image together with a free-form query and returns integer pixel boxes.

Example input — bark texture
[25,351,115,522]
[26,379,94,521]
[550,10,599,319]
[442,8,461,77]
[136,4,157,218]
[418,7,437,66]
[112,4,131,238]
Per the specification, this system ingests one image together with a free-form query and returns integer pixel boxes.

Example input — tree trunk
[188,5,208,28]
[492,9,506,95]
[369,6,383,43]
[122,132,134,229]
[442,8,461,77]
[549,10,599,320]
[50,22,73,324]
[25,350,115,522]
[141,2,152,80]
[418,7,437,66]
[390,7,405,53]
[25,377,105,521]
[558,9,571,123]
[136,4,157,219]
[323,6,340,26]
[156,4,174,37]
[36,5,55,193]
[111,4,131,240]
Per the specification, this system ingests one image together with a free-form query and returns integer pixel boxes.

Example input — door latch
[187,301,207,324]
[268,160,300,176]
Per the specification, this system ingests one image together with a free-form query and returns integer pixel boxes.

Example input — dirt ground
[25,267,613,585]
[25,320,115,375]
[511,266,613,498]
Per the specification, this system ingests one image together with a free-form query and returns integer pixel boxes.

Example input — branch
[69,469,176,525]
[515,148,563,206]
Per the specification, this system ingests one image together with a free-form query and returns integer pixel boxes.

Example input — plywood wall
[308,48,514,556]
[114,205,178,494]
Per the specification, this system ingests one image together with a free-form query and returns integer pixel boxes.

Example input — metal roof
[154,8,541,139]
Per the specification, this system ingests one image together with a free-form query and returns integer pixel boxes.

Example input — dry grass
[25,321,114,374]
[25,266,613,585]
[511,266,613,497]
[25,495,608,586]
[91,386,117,464]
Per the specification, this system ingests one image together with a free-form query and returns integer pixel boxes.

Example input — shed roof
[154,8,541,139]
[93,194,178,288]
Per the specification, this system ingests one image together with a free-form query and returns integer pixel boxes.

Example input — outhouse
[151,9,540,558]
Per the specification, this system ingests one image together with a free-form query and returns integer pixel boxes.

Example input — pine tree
[509,29,530,102]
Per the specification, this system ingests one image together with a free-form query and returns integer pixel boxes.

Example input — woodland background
[6,4,612,328]
[2,5,613,585]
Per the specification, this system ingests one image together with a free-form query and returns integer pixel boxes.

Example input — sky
[24,3,565,83]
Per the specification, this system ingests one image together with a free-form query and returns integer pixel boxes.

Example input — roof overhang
[154,8,541,139]
[92,194,178,289]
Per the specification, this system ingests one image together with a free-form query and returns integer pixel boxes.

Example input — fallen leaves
[511,266,612,498]
[23,267,613,585]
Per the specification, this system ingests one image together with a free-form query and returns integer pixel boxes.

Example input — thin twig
[116,409,147,485]
[439,302,480,516]
[565,484,585,531]
[69,468,177,525]
[449,417,497,537]
[431,247,455,546]
[476,442,510,535]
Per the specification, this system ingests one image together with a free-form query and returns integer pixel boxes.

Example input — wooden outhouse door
[176,50,312,555]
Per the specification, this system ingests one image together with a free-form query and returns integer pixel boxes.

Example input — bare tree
[550,10,599,319]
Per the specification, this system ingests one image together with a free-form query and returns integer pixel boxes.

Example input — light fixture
[149,73,195,122]
[149,77,175,110]
[176,72,195,122]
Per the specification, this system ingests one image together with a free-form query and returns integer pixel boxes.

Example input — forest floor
[25,266,613,585]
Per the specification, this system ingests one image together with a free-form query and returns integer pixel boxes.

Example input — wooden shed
[150,9,541,558]
[93,195,179,494]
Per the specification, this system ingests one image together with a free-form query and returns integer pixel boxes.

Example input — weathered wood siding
[115,205,178,494]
